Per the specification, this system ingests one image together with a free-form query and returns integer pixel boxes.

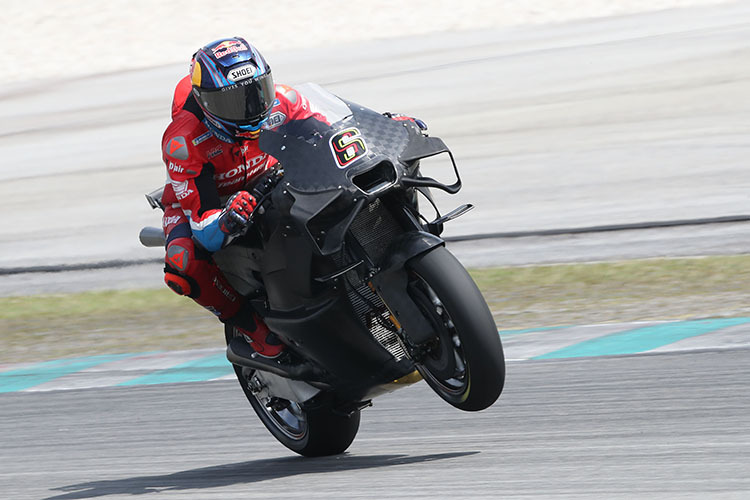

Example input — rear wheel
[225,326,360,457]
[406,247,505,411]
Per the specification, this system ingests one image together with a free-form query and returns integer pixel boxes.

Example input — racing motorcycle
[140,83,505,457]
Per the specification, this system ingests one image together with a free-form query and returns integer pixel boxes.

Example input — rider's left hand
[384,112,428,133]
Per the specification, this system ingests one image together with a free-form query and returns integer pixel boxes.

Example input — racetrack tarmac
[2,348,749,499]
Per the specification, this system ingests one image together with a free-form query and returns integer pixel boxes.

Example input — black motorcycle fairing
[259,219,316,307]
[249,89,464,394]
[259,106,412,193]
[262,292,415,393]
[258,195,417,392]
[258,103,421,256]
[288,186,367,256]
[377,230,445,271]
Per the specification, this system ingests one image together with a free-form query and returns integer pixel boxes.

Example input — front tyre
[407,247,505,411]
[225,326,360,457]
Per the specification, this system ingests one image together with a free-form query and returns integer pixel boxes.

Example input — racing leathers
[160,75,326,326]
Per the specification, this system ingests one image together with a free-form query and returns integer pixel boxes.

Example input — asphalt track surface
[2,349,749,499]
[2,3,750,499]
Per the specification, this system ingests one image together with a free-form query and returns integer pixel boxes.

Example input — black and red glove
[384,112,428,133]
[218,191,257,235]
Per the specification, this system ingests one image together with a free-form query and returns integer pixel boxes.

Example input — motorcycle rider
[160,37,329,357]
[161,37,424,358]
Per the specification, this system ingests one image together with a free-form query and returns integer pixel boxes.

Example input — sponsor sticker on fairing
[228,64,257,82]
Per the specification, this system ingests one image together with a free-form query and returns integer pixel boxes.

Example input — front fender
[377,231,444,270]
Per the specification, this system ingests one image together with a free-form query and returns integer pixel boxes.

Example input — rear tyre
[225,325,360,457]
[407,247,505,411]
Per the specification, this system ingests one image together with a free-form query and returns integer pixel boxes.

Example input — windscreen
[294,82,353,125]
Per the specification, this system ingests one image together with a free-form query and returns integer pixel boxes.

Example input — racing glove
[384,112,428,133]
[218,191,257,235]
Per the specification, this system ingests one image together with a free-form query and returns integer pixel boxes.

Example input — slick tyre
[225,325,360,457]
[407,247,505,411]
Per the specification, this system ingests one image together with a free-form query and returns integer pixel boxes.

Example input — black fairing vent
[352,161,396,194]
[349,198,401,263]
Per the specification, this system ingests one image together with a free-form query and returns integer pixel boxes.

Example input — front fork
[366,231,445,359]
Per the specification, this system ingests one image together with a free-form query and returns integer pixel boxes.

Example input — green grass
[2,255,749,364]
[472,255,750,328]
[0,289,220,364]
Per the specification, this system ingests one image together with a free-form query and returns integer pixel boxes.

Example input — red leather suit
[160,76,326,321]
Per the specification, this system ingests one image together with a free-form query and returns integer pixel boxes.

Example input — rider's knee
[164,270,196,297]
[164,237,201,297]
[165,238,193,273]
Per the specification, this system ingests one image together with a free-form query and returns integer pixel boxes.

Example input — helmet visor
[196,71,275,125]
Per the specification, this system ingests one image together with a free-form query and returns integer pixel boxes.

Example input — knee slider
[164,272,192,296]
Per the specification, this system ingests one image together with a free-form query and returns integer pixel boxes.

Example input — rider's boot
[226,307,286,358]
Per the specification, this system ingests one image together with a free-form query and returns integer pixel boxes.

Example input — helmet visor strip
[197,72,275,125]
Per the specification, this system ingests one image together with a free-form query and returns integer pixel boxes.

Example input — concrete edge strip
[2,318,749,393]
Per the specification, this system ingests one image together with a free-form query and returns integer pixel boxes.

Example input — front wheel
[225,326,360,457]
[406,247,505,411]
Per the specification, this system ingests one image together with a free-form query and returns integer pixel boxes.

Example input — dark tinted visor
[196,71,275,124]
